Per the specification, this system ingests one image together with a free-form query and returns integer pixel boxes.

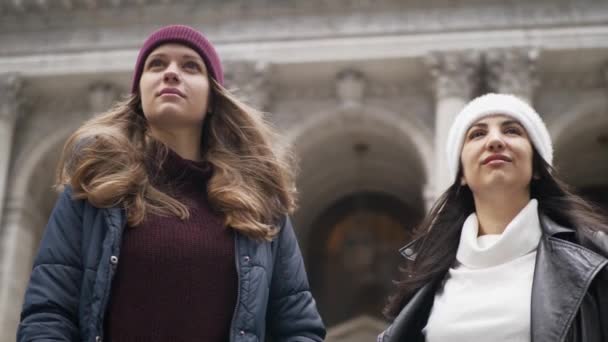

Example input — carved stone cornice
[486,48,539,100]
[426,51,481,100]
[0,73,23,124]
[224,61,273,111]
[4,1,608,52]
[2,0,607,21]
[3,0,105,12]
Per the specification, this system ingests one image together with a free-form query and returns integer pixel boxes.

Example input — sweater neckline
[148,147,213,190]
[456,199,542,269]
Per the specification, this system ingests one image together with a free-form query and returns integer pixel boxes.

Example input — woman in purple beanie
[18,25,325,342]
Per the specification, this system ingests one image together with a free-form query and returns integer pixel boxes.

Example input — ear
[460,177,467,186]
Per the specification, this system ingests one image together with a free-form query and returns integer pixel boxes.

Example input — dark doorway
[307,192,423,326]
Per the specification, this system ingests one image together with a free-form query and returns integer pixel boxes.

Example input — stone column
[426,51,480,197]
[0,201,44,342]
[0,74,30,342]
[0,73,23,225]
[224,61,273,111]
[486,48,539,104]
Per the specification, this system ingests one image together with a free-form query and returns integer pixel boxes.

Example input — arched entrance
[308,192,420,325]
[553,107,608,214]
[288,105,430,327]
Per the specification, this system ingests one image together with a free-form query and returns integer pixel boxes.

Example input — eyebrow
[468,119,524,130]
[181,54,204,62]
[146,53,204,62]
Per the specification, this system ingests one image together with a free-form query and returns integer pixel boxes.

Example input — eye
[146,58,165,70]
[504,126,523,135]
[468,129,486,140]
[183,61,202,72]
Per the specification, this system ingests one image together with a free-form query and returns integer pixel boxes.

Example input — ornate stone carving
[486,48,539,101]
[0,73,23,124]
[224,61,272,111]
[108,0,123,7]
[602,62,608,88]
[335,69,366,108]
[61,0,74,10]
[425,51,481,99]
[9,0,26,12]
[88,82,119,115]
[34,0,49,10]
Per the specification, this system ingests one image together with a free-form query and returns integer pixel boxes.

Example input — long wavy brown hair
[56,80,296,240]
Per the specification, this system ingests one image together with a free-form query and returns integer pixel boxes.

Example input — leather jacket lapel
[531,219,608,342]
[383,277,441,342]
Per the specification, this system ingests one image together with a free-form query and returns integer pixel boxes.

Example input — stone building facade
[1,1,607,341]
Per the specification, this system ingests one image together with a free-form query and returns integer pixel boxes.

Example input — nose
[163,63,180,84]
[486,130,505,152]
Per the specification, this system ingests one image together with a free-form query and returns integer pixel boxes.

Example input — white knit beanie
[446,93,553,185]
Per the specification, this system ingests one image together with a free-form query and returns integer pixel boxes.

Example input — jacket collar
[104,206,127,233]
[531,216,607,342]
[381,277,442,342]
[539,215,576,237]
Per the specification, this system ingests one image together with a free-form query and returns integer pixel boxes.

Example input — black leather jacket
[378,217,608,342]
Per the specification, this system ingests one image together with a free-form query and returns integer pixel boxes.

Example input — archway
[308,192,420,325]
[553,104,608,214]
[288,105,429,326]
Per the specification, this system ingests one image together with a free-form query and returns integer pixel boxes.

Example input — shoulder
[54,185,113,225]
[543,215,608,259]
[585,230,608,258]
[54,185,85,216]
[271,214,290,239]
[269,215,299,258]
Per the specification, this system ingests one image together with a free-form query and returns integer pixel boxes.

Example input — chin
[149,108,205,124]
[484,177,529,191]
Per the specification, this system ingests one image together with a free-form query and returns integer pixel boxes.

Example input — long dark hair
[384,148,608,318]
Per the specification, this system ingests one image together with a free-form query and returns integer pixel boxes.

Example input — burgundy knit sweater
[104,149,237,342]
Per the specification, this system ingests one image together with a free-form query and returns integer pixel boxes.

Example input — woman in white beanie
[379,93,608,342]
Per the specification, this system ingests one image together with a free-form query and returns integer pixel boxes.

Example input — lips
[158,88,185,98]
[482,154,512,165]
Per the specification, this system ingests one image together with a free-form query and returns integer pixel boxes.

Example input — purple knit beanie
[131,25,224,94]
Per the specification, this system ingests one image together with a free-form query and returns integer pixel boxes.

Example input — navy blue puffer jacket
[17,187,326,342]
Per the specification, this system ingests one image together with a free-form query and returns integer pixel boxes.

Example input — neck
[149,126,203,161]
[472,187,530,236]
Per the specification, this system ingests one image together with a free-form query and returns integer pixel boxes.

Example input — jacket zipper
[229,233,241,342]
[96,210,125,341]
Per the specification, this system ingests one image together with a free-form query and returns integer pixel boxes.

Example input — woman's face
[460,115,534,195]
[139,43,210,130]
